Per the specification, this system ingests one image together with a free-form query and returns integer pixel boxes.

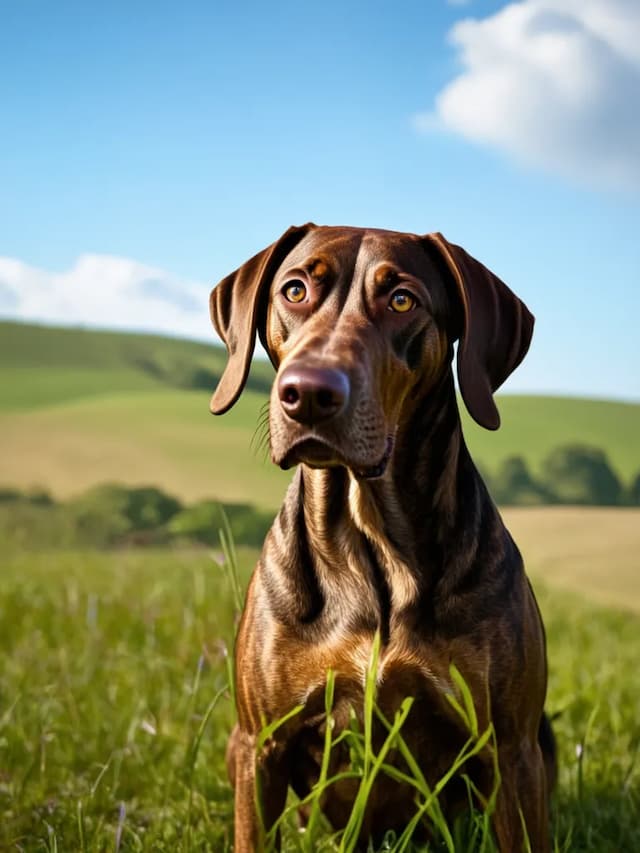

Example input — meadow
[1,508,639,852]
[1,321,639,506]
[1,321,639,850]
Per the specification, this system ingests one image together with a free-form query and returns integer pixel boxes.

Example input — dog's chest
[287,632,467,834]
[278,629,452,716]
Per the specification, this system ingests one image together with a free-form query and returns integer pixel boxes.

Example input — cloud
[0,253,214,341]
[417,0,640,189]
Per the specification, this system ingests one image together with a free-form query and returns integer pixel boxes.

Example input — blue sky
[1,0,638,401]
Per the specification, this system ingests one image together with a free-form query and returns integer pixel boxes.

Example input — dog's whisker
[251,418,272,459]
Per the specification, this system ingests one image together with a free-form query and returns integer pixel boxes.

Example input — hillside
[0,320,274,409]
[1,320,638,508]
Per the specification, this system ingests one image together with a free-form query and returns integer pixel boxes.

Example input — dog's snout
[278,366,350,425]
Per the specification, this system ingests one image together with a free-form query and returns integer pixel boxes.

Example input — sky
[0,0,638,401]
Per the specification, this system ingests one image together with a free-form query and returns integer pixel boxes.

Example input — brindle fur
[209,225,555,852]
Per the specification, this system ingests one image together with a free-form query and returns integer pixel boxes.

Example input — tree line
[482,444,638,507]
[0,444,637,550]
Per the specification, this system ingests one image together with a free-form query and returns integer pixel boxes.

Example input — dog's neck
[268,369,511,635]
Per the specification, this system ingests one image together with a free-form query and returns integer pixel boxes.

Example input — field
[503,507,640,613]
[1,321,639,850]
[1,509,639,852]
[1,321,639,506]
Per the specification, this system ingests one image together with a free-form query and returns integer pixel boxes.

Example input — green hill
[0,320,274,409]
[1,320,638,508]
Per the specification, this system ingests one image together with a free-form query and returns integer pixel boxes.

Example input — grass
[0,389,289,508]
[460,395,640,483]
[1,528,639,851]
[0,321,274,411]
[1,321,639,847]
[0,321,639,505]
[0,548,239,852]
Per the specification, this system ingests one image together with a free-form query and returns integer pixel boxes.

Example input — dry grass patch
[504,506,640,613]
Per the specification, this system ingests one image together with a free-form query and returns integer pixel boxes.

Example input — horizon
[3,316,638,406]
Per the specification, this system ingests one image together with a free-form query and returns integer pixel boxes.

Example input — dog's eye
[283,281,307,303]
[388,290,416,313]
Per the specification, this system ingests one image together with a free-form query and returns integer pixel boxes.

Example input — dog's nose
[278,366,350,425]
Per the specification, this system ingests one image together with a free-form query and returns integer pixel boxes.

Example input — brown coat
[210,225,555,852]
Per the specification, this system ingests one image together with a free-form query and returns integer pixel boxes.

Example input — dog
[209,224,555,852]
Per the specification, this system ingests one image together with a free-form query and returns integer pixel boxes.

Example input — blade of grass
[304,670,336,849]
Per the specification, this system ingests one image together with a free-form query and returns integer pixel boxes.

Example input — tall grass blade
[304,670,336,849]
[218,506,243,614]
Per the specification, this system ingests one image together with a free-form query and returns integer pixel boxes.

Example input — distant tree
[628,471,640,506]
[69,484,133,547]
[0,487,54,505]
[223,503,275,547]
[491,456,548,505]
[168,500,273,547]
[124,486,182,530]
[25,488,54,507]
[168,499,220,545]
[474,462,494,495]
[540,445,622,506]
[0,487,22,503]
[69,484,182,546]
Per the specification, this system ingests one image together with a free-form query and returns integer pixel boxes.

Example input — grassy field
[0,320,274,410]
[1,321,638,849]
[0,388,288,508]
[1,321,639,506]
[503,506,640,613]
[1,508,639,851]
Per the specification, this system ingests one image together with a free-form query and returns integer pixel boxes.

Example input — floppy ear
[209,224,314,414]
[424,232,534,431]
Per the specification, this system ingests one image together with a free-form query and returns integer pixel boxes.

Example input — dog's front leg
[492,740,550,853]
[227,724,289,852]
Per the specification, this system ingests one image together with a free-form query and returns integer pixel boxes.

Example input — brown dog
[210,225,555,852]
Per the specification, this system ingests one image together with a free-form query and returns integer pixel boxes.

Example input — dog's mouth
[279,435,394,480]
[279,437,342,471]
[354,435,394,480]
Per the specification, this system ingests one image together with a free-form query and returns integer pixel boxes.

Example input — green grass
[1,321,639,505]
[0,320,274,410]
[0,388,289,507]
[461,395,640,485]
[0,548,239,852]
[1,543,638,851]
[0,321,220,375]
[0,366,164,410]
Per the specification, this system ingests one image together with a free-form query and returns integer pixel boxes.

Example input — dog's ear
[209,224,314,414]
[424,232,534,430]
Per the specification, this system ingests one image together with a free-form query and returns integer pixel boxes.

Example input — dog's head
[210,225,533,479]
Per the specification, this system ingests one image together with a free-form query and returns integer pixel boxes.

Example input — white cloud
[417,0,640,189]
[0,254,214,341]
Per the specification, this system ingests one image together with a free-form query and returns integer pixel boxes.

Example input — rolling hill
[1,320,638,508]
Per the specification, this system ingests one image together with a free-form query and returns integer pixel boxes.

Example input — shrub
[168,500,274,547]
[69,484,182,547]
[491,456,548,506]
[122,486,182,530]
[628,471,640,506]
[224,502,275,548]
[0,487,54,506]
[24,488,54,507]
[540,445,623,506]
[0,502,75,549]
